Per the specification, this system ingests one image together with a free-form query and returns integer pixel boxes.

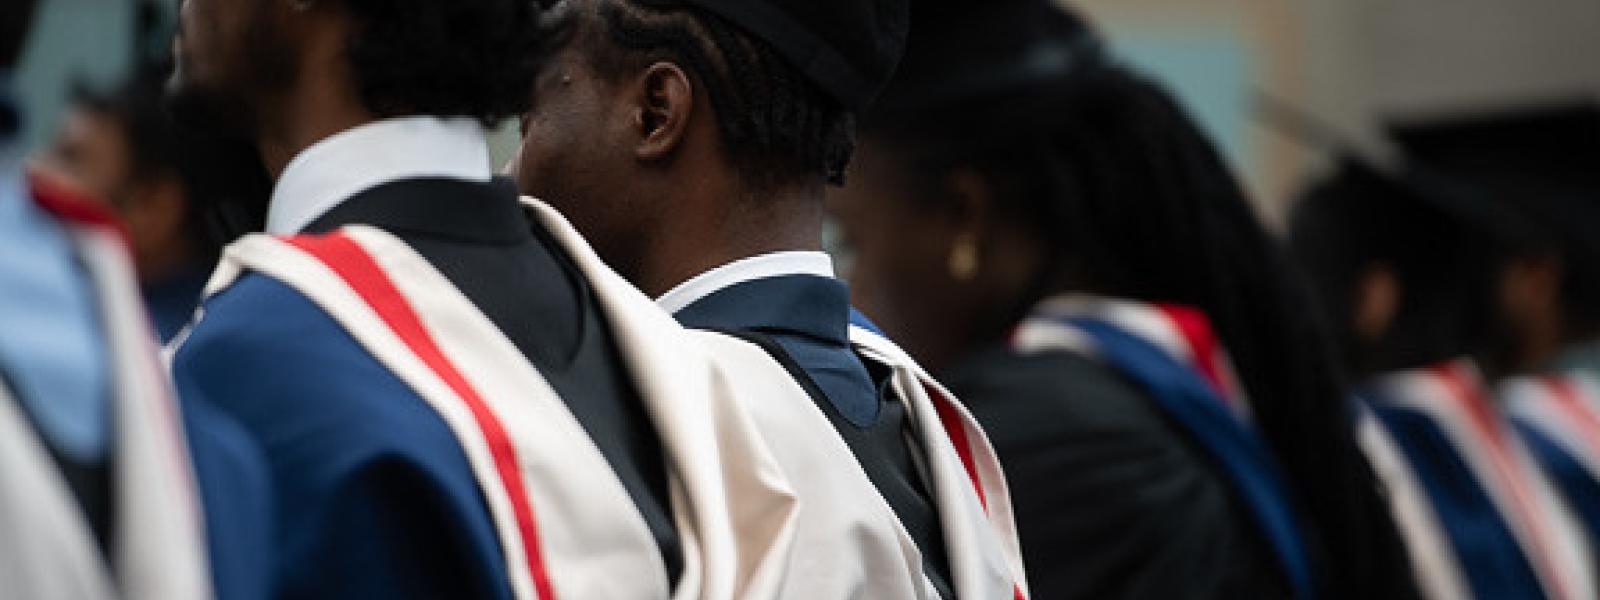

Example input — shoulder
[944,346,1178,445]
[171,272,473,479]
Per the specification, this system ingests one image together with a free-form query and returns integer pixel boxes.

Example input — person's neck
[635,182,826,298]
[253,60,375,180]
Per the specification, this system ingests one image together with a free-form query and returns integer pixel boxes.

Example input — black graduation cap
[864,0,1104,134]
[682,0,909,113]
[1388,103,1600,273]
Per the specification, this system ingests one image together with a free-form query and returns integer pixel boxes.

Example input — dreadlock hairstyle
[567,0,857,189]
[865,62,1421,598]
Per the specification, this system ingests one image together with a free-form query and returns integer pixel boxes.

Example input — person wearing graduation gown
[166,0,797,598]
[824,1,1420,598]
[45,67,271,342]
[0,4,271,599]
[511,0,1028,598]
[1290,159,1595,600]
[1383,105,1600,576]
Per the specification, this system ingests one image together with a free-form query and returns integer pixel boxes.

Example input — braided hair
[867,64,1420,598]
[567,0,856,190]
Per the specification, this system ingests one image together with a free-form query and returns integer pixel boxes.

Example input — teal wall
[1096,22,1257,186]
[14,0,145,153]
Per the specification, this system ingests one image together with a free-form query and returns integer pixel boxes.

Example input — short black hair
[566,0,857,189]
[343,0,544,126]
[75,66,271,253]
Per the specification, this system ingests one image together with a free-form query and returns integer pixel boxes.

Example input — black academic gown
[942,345,1289,599]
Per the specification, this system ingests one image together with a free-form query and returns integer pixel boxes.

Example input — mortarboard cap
[1388,102,1600,274]
[682,0,909,113]
[871,0,1103,120]
[862,0,1106,142]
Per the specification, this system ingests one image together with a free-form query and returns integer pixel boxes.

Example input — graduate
[1385,105,1600,567]
[0,2,270,599]
[46,67,270,342]
[511,0,1027,598]
[1291,159,1594,600]
[165,0,796,598]
[826,1,1419,598]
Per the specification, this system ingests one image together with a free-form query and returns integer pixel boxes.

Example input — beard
[165,2,297,143]
[165,73,257,142]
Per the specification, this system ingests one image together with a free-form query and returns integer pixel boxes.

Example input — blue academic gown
[1361,391,1547,600]
[673,273,958,600]
[8,155,270,599]
[171,175,677,600]
[172,274,513,600]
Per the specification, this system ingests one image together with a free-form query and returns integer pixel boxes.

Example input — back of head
[342,0,544,125]
[1289,161,1503,374]
[861,0,1418,595]
[74,66,272,255]
[168,0,546,140]
[568,0,907,189]
[1391,104,1600,340]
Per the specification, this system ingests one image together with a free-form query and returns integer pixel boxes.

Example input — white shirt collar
[656,251,835,315]
[266,116,492,234]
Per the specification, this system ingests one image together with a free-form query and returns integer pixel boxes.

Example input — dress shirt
[656,251,835,315]
[266,116,492,234]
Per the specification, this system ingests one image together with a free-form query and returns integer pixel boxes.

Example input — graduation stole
[0,171,212,600]
[1364,361,1592,600]
[1504,373,1600,556]
[846,324,1031,600]
[210,219,796,600]
[1009,294,1314,599]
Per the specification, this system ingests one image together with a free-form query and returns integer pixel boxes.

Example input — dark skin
[827,137,1047,373]
[1493,253,1569,375]
[170,0,373,179]
[513,0,822,297]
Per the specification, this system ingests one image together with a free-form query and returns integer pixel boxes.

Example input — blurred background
[14,0,1600,225]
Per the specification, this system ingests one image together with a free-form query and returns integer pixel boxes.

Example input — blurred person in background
[1290,156,1594,599]
[1388,105,1600,580]
[46,67,269,341]
[827,0,1418,598]
[512,0,1028,597]
[0,0,270,599]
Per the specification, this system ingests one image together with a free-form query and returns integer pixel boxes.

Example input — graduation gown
[1503,374,1600,558]
[172,180,796,600]
[1359,360,1595,600]
[1,172,271,600]
[662,261,1027,600]
[957,294,1305,599]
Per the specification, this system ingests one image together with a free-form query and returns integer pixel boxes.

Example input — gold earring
[949,233,979,282]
